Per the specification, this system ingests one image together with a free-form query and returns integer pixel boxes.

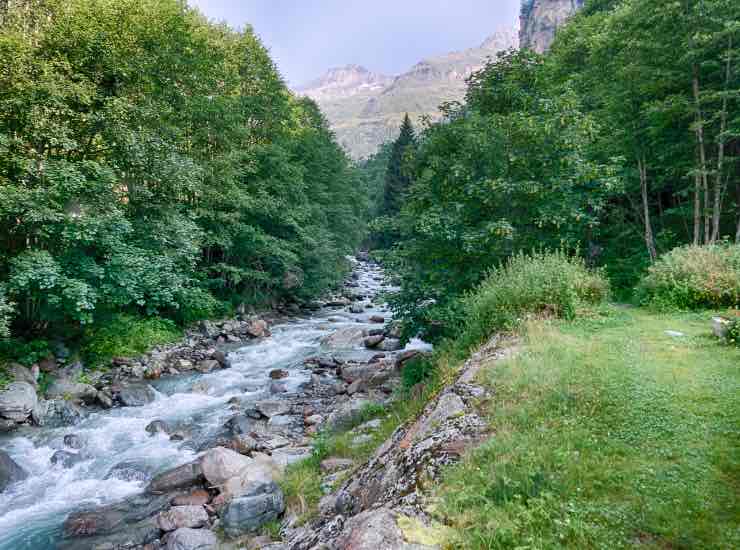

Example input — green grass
[80,314,182,368]
[435,307,740,549]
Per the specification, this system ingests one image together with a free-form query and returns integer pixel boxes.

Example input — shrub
[81,314,181,368]
[728,318,740,347]
[0,288,13,338]
[637,244,740,310]
[460,250,610,348]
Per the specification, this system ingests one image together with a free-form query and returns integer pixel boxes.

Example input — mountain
[295,28,518,160]
[519,0,585,53]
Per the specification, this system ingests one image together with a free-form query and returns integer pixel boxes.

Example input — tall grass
[637,244,740,310]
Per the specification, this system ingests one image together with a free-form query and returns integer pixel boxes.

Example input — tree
[382,114,417,216]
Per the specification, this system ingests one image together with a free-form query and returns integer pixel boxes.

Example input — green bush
[0,287,13,337]
[0,338,51,367]
[727,318,740,347]
[81,314,181,368]
[637,244,740,310]
[460,250,610,349]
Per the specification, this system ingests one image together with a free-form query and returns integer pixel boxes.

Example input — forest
[0,0,376,353]
[369,0,740,343]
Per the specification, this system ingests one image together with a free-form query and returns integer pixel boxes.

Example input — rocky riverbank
[0,258,433,549]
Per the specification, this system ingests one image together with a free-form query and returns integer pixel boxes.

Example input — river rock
[211,350,231,368]
[349,304,365,314]
[148,461,204,493]
[50,450,86,468]
[245,319,270,338]
[8,363,37,387]
[45,379,97,405]
[146,419,171,436]
[118,383,157,407]
[221,481,285,538]
[196,359,220,373]
[172,489,210,506]
[255,400,291,418]
[0,381,37,422]
[369,315,385,324]
[378,338,403,352]
[321,326,366,348]
[157,505,209,532]
[269,368,289,380]
[270,447,312,470]
[63,433,84,449]
[326,398,370,430]
[363,335,385,349]
[199,320,220,339]
[63,492,172,538]
[0,450,27,492]
[105,460,155,483]
[59,518,160,550]
[200,447,252,487]
[165,527,218,550]
[33,399,84,428]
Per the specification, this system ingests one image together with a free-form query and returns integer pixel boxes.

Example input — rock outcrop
[519,0,585,53]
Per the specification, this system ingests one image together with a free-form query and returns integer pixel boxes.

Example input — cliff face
[296,28,518,159]
[519,0,584,53]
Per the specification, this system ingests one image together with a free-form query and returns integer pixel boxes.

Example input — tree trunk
[639,157,657,262]
[692,64,711,244]
[711,36,732,243]
[693,167,702,245]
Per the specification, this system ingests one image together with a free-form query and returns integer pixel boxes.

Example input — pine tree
[382,114,417,215]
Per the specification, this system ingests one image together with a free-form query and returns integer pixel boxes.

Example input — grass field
[435,307,740,549]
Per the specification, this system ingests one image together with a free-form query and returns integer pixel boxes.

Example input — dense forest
[372,0,740,342]
[0,0,378,347]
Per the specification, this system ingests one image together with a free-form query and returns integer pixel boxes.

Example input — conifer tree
[382,114,417,216]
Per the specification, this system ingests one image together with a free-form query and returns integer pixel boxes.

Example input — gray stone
[148,461,204,493]
[255,400,291,418]
[105,460,155,483]
[200,446,253,487]
[0,381,37,422]
[63,434,84,449]
[195,360,220,373]
[321,327,366,348]
[378,338,403,352]
[245,319,270,338]
[45,379,97,404]
[326,398,370,430]
[50,450,86,468]
[157,505,209,532]
[363,335,385,349]
[266,414,302,435]
[319,458,354,474]
[712,316,730,339]
[146,419,171,436]
[270,447,312,470]
[0,450,27,492]
[33,399,84,428]
[221,481,285,538]
[336,508,436,549]
[118,383,157,407]
[8,363,37,387]
[166,527,218,550]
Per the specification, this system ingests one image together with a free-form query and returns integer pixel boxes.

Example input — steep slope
[296,28,518,159]
[519,0,585,53]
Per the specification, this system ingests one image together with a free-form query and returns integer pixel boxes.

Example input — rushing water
[0,260,428,549]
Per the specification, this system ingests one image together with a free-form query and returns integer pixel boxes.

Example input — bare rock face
[336,508,437,550]
[520,0,585,53]
[0,381,37,422]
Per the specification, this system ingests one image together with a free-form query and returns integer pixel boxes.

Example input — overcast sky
[187,1,520,87]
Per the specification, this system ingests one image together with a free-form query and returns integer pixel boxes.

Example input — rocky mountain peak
[519,0,584,53]
[480,27,520,51]
[297,65,393,101]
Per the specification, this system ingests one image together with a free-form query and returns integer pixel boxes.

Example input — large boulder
[221,481,285,538]
[326,398,370,430]
[45,379,97,405]
[255,400,291,418]
[322,327,367,348]
[63,492,172,538]
[199,447,252,487]
[165,527,218,550]
[336,508,437,550]
[245,319,270,338]
[157,505,209,532]
[0,450,27,492]
[118,383,157,407]
[32,398,84,428]
[378,338,403,352]
[147,461,204,494]
[8,363,37,387]
[0,381,37,422]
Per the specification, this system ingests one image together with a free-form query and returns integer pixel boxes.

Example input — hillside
[295,28,518,159]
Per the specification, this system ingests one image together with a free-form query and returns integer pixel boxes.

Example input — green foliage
[637,244,740,310]
[727,317,740,347]
[436,309,740,549]
[382,114,416,217]
[461,251,610,347]
[80,314,181,368]
[0,287,12,337]
[0,0,371,340]
[0,338,51,367]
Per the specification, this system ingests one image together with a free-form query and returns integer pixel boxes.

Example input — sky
[187,1,521,87]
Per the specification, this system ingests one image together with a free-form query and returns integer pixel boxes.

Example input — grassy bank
[436,308,740,549]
